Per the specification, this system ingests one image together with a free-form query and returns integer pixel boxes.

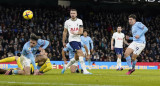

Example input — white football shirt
[112,32,125,48]
[64,18,83,42]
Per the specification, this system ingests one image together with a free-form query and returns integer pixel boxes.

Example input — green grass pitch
[0,69,160,86]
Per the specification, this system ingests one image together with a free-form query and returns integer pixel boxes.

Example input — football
[23,10,33,20]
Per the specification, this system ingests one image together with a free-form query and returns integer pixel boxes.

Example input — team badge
[28,47,31,50]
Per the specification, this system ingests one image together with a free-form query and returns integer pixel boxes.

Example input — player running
[62,9,91,74]
[62,42,89,73]
[111,26,129,71]
[125,14,148,75]
[80,30,93,70]
[6,33,49,75]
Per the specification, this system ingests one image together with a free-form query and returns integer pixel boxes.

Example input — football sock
[126,56,132,69]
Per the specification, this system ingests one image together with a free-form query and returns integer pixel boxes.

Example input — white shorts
[128,42,146,55]
[20,55,31,68]
[72,61,78,66]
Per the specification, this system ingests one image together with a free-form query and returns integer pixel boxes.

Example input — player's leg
[117,54,122,70]
[85,51,92,70]
[0,56,16,63]
[16,66,31,75]
[126,42,145,75]
[77,49,91,74]
[61,57,76,74]
[131,54,138,70]
[119,48,123,70]
[12,56,31,75]
[124,42,135,69]
[125,54,138,75]
[0,56,23,70]
[15,56,23,70]
[115,48,122,70]
[5,64,31,75]
[67,41,91,74]
[131,43,145,70]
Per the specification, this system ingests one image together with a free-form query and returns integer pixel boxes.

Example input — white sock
[79,56,88,73]
[65,58,76,69]
[117,58,121,69]
[119,58,121,68]
[117,58,119,69]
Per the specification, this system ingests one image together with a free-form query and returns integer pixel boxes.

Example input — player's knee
[15,56,19,60]
[117,55,121,58]
[124,52,129,57]
[77,50,84,57]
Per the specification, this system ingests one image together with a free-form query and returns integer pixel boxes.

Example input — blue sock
[88,59,91,66]
[83,58,86,62]
[37,66,41,70]
[13,70,18,74]
[132,60,137,69]
[125,56,132,69]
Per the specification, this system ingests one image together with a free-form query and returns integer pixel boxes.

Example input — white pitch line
[0,81,129,86]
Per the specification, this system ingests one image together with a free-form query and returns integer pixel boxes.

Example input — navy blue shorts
[69,41,81,52]
[114,48,123,55]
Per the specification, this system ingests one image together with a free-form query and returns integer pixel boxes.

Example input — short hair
[129,14,136,19]
[83,30,88,33]
[70,9,77,12]
[117,26,122,28]
[30,33,39,41]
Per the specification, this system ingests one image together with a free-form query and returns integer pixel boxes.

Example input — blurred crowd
[0,5,159,62]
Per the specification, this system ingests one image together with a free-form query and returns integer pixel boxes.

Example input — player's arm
[25,48,39,75]
[23,45,38,74]
[77,27,83,35]
[111,38,114,50]
[29,53,37,70]
[62,28,68,47]
[89,37,94,54]
[135,22,148,39]
[123,38,129,45]
[111,33,115,50]
[62,49,67,64]
[138,27,148,37]
[71,27,83,35]
[62,46,69,64]
[40,40,49,49]
[126,35,133,40]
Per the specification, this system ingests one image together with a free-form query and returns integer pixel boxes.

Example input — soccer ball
[23,10,33,20]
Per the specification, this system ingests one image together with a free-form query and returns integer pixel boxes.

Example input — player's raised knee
[77,50,84,57]
[124,52,129,58]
